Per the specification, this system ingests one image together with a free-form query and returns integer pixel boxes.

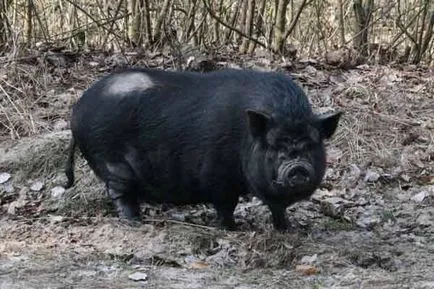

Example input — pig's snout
[276,161,314,188]
[286,166,312,186]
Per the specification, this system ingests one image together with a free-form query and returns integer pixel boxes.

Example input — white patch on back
[107,72,154,96]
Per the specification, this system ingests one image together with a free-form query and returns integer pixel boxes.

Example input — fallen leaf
[51,186,65,198]
[190,261,209,269]
[128,272,148,281]
[0,172,11,184]
[411,191,428,203]
[364,169,380,182]
[295,264,320,275]
[30,181,44,192]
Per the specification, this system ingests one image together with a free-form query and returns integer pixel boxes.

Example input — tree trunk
[272,0,289,52]
[0,0,8,48]
[26,0,33,46]
[182,0,196,42]
[338,0,345,46]
[153,0,171,46]
[143,0,152,45]
[414,11,434,64]
[128,0,144,47]
[353,0,374,56]
[248,0,266,53]
[212,0,224,43]
[240,0,255,53]
[224,0,241,43]
[236,0,248,44]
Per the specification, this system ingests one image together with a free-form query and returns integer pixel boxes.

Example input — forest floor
[1,49,434,288]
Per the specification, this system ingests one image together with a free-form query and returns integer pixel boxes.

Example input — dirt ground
[1,52,434,288]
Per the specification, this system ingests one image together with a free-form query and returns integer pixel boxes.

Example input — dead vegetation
[1,1,434,288]
[0,1,434,62]
[1,59,434,288]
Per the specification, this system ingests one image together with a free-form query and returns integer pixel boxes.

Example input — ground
[1,51,434,288]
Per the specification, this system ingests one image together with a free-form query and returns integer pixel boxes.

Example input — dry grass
[0,61,79,141]
[1,58,433,267]
[0,130,71,180]
[1,56,433,192]
[1,62,433,280]
[1,0,434,65]
[305,65,434,185]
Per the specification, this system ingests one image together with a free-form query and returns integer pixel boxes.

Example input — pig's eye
[278,148,297,160]
[298,142,310,151]
[296,140,316,151]
[277,151,287,161]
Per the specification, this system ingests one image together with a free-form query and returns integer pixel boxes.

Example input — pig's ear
[246,109,271,138]
[316,111,343,139]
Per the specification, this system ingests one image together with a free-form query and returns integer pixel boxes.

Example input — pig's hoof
[113,199,141,220]
[118,218,142,227]
[217,217,237,231]
[272,219,291,232]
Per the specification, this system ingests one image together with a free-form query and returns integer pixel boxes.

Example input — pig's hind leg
[105,162,141,220]
[214,200,237,230]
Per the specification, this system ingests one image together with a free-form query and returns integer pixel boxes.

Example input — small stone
[30,181,44,192]
[411,191,428,203]
[128,272,148,281]
[356,208,381,229]
[416,213,431,227]
[184,255,199,264]
[400,174,410,182]
[364,169,380,182]
[170,212,186,222]
[1,181,14,193]
[300,254,318,265]
[356,196,368,206]
[88,61,99,67]
[300,58,318,65]
[0,172,11,184]
[53,119,68,131]
[279,61,294,70]
[320,197,353,218]
[305,65,317,75]
[311,189,337,203]
[49,215,65,224]
[7,188,28,215]
[348,164,362,181]
[227,63,242,70]
[51,186,66,198]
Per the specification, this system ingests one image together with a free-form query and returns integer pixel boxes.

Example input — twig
[144,218,217,231]
[385,10,422,52]
[0,55,39,65]
[102,0,124,48]
[282,0,312,42]
[55,14,131,41]
[63,0,124,42]
[202,0,267,50]
[395,0,420,49]
[7,214,218,231]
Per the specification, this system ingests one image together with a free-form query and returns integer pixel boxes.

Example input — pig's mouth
[272,160,315,192]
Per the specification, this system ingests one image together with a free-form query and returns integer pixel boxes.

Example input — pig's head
[243,109,342,204]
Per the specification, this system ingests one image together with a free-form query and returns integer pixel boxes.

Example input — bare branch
[63,0,125,42]
[102,0,124,48]
[202,0,267,49]
[282,0,311,42]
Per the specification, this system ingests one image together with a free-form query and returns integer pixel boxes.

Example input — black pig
[65,68,341,231]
